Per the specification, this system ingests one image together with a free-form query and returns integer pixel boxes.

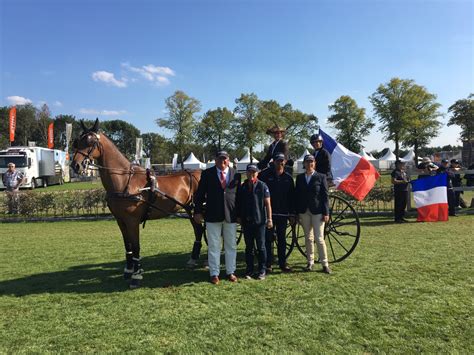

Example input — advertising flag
[48,122,54,148]
[9,107,16,142]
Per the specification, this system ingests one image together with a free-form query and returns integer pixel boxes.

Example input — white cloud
[79,108,127,116]
[121,62,174,86]
[7,96,32,105]
[54,101,63,107]
[92,71,127,88]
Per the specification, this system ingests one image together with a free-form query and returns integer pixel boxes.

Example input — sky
[1,0,473,153]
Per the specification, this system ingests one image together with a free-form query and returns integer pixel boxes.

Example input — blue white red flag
[411,173,448,222]
[319,129,380,201]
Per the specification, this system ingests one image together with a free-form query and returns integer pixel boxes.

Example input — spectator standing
[450,159,463,208]
[259,152,295,273]
[238,164,272,280]
[194,151,241,284]
[438,159,456,216]
[295,155,331,274]
[391,160,409,223]
[2,162,24,214]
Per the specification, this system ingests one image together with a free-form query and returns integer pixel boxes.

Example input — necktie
[220,171,226,189]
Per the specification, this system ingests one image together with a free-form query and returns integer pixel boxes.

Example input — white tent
[378,148,397,161]
[295,149,311,173]
[236,149,259,171]
[401,150,415,162]
[206,160,215,169]
[183,152,206,170]
[360,149,376,161]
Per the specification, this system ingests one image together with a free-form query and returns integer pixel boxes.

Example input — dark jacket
[259,168,295,216]
[258,140,289,170]
[295,172,329,216]
[237,179,270,226]
[194,166,241,223]
[313,147,332,178]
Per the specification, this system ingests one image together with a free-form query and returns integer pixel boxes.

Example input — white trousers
[206,222,237,277]
[299,209,329,267]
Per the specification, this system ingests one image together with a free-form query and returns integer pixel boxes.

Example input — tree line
[1,77,473,165]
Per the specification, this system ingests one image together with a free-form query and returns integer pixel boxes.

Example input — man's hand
[266,219,273,229]
[322,215,329,223]
[193,213,204,224]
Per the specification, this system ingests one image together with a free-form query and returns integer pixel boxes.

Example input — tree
[401,85,442,163]
[259,100,318,158]
[157,91,201,168]
[448,94,474,164]
[141,132,172,164]
[100,119,141,159]
[0,106,10,148]
[327,95,374,153]
[13,104,37,146]
[370,78,422,159]
[34,104,53,147]
[54,114,77,150]
[194,107,234,156]
[231,93,266,161]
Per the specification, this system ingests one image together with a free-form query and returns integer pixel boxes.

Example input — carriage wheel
[295,194,360,263]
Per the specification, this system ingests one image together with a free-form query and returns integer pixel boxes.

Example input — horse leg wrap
[131,257,144,280]
[124,252,134,279]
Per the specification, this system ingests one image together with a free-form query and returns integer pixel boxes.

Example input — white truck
[0,146,69,189]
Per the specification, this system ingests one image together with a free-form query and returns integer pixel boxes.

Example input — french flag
[411,174,448,222]
[319,129,380,201]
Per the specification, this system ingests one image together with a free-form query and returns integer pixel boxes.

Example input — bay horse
[71,119,205,288]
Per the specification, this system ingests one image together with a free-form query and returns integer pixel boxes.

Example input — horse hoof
[124,272,133,280]
[186,258,198,269]
[129,279,140,289]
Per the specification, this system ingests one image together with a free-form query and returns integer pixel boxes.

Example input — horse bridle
[73,132,103,174]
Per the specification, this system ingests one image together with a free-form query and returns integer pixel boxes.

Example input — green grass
[1,216,473,353]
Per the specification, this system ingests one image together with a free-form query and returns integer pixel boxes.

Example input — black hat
[450,159,460,164]
[216,150,229,159]
[310,134,323,143]
[266,125,287,135]
[441,159,449,164]
[303,154,315,162]
[395,160,405,165]
[246,163,259,172]
[273,153,286,161]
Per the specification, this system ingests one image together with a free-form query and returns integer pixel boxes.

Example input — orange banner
[9,107,16,142]
[48,122,54,148]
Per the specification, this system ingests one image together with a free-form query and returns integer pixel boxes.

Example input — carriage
[71,119,361,288]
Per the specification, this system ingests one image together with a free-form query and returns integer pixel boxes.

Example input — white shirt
[216,167,230,186]
[305,171,315,184]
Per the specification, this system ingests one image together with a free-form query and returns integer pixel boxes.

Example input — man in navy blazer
[258,125,289,170]
[194,151,241,284]
[295,154,331,274]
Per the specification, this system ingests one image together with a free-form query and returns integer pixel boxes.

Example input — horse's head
[71,118,102,175]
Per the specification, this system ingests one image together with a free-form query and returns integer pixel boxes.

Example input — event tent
[360,149,376,161]
[183,152,206,170]
[294,149,311,173]
[236,150,259,171]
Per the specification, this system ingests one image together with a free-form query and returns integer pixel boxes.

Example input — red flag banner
[48,122,54,148]
[9,107,16,142]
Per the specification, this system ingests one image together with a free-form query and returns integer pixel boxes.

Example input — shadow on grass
[0,251,252,296]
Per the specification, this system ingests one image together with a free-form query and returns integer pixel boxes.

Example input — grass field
[1,216,473,353]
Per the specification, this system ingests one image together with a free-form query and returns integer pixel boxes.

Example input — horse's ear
[80,119,87,132]
[92,118,99,132]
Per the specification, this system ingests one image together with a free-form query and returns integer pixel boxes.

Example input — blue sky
[1,0,472,152]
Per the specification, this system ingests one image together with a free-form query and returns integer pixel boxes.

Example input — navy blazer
[295,172,329,216]
[194,166,241,223]
[313,147,332,178]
